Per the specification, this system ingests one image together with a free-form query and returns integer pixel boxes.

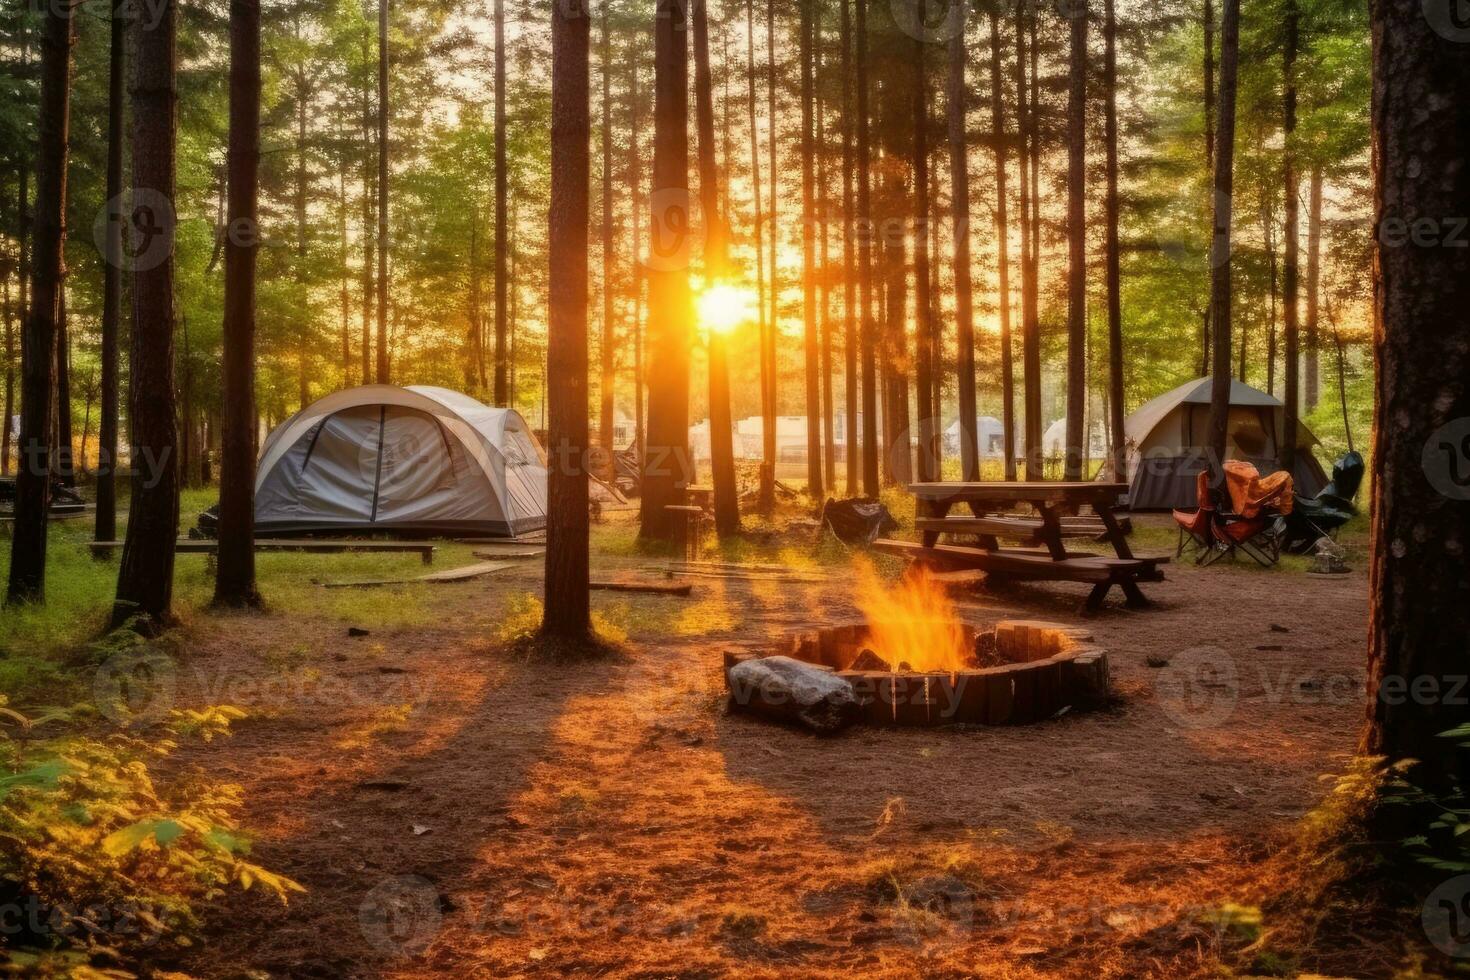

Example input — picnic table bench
[874,482,1167,613]
[88,539,437,564]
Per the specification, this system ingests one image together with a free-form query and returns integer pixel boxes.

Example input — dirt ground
[149,514,1372,979]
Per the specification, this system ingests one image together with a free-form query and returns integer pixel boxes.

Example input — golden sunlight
[696,283,755,336]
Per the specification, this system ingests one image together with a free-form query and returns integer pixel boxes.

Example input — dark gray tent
[1121,377,1327,511]
[255,385,547,537]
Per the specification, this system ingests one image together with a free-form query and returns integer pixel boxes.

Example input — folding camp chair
[1172,471,1214,563]
[1202,510,1284,567]
[1283,451,1365,553]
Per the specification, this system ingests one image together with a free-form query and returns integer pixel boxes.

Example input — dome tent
[255,385,547,538]
[1121,377,1327,511]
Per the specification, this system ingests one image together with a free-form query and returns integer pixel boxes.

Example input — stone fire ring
[724,620,1111,728]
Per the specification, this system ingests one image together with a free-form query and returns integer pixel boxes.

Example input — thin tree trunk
[1362,0,1470,797]
[6,2,74,604]
[801,0,823,496]
[856,0,878,495]
[215,0,261,608]
[1304,163,1323,411]
[1202,0,1216,375]
[542,0,592,641]
[338,110,352,384]
[1064,0,1088,483]
[2,247,13,479]
[468,209,484,390]
[840,0,857,495]
[1015,7,1042,480]
[1204,0,1239,469]
[375,0,389,384]
[55,294,72,486]
[763,0,779,504]
[1263,192,1279,397]
[881,167,910,488]
[629,57,644,454]
[911,2,936,485]
[599,3,615,470]
[744,0,769,505]
[1281,0,1300,472]
[360,22,374,386]
[493,0,508,405]
[692,0,739,535]
[113,0,180,628]
[1104,0,1126,482]
[983,13,1012,482]
[639,0,693,543]
[817,32,836,489]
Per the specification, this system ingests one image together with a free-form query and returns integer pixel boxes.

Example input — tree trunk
[360,22,374,386]
[840,0,857,495]
[493,0,509,406]
[215,0,261,608]
[762,0,779,507]
[6,2,75,604]
[638,0,693,543]
[744,0,769,505]
[801,0,823,497]
[338,110,352,384]
[542,0,592,641]
[1280,0,1300,473]
[1203,0,1214,171]
[2,238,13,480]
[113,0,180,628]
[911,2,936,486]
[856,0,878,496]
[1015,7,1042,480]
[817,36,836,489]
[1103,0,1125,482]
[599,3,616,470]
[984,12,1012,482]
[629,58,644,454]
[1304,163,1323,412]
[692,0,739,535]
[1064,0,1088,483]
[1362,0,1470,798]
[55,295,72,486]
[1204,0,1239,469]
[1263,192,1279,397]
[375,0,390,384]
[881,170,910,488]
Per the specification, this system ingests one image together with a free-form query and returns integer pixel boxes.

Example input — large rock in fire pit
[726,656,860,734]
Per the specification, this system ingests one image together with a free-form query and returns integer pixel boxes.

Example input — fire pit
[724,619,1110,728]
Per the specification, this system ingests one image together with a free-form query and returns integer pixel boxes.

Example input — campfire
[723,570,1112,731]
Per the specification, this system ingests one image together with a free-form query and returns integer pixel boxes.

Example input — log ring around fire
[723,620,1111,727]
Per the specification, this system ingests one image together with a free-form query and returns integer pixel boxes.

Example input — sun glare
[696,283,754,336]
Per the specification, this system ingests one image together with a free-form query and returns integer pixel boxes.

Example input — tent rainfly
[1121,377,1328,510]
[255,385,548,538]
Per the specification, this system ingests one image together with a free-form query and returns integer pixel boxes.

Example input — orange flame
[854,563,972,673]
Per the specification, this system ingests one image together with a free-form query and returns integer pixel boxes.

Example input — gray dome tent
[1122,377,1327,511]
[255,385,547,538]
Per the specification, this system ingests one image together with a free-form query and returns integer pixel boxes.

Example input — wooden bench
[88,539,438,565]
[873,539,1166,612]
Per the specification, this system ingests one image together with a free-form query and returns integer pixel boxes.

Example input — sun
[696,283,754,336]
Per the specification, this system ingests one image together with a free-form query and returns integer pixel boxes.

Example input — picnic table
[873,481,1168,613]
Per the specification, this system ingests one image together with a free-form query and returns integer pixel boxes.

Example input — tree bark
[801,0,823,497]
[881,170,910,488]
[1204,0,1239,469]
[1281,0,1300,473]
[542,0,592,641]
[692,0,739,535]
[215,0,262,608]
[599,3,616,470]
[55,295,72,486]
[359,22,374,386]
[638,0,693,543]
[113,0,180,628]
[983,12,1012,482]
[817,33,836,490]
[856,0,878,496]
[1064,0,1088,483]
[840,0,857,495]
[1304,163,1323,412]
[1362,0,1470,796]
[629,58,644,455]
[375,0,390,384]
[6,1,75,604]
[762,0,779,507]
[493,0,508,405]
[911,1,936,485]
[1202,0,1215,375]
[744,0,769,506]
[1015,7,1042,480]
[1103,0,1125,482]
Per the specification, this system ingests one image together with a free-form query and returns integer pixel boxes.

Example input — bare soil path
[157,516,1369,979]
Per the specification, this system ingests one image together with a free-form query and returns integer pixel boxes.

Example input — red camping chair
[1172,471,1214,563]
[1203,509,1284,567]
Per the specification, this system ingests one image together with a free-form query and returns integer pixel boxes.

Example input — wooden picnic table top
[908,481,1129,503]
